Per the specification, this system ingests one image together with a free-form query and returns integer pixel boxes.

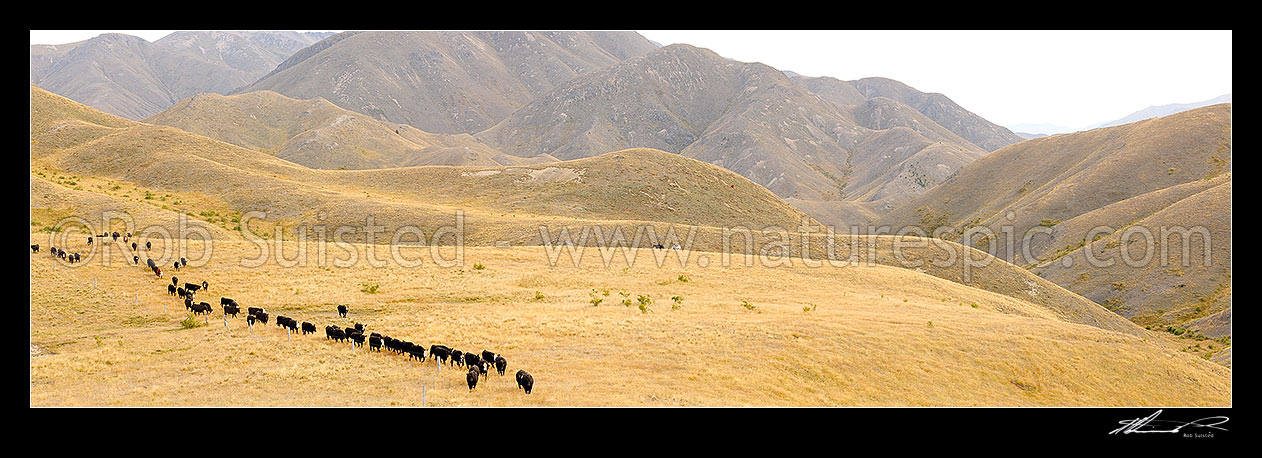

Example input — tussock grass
[30,235,1230,406]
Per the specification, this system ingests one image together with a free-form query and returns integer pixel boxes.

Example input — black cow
[467,367,479,391]
[31,244,38,253]
[146,258,155,269]
[494,355,507,376]
[223,304,240,318]
[221,297,234,306]
[481,350,499,365]
[285,318,299,334]
[73,253,81,263]
[133,255,139,265]
[87,236,93,244]
[153,266,162,278]
[408,345,426,362]
[248,306,265,316]
[301,322,315,335]
[184,297,194,311]
[369,335,382,351]
[354,323,365,332]
[145,241,151,250]
[464,352,482,368]
[337,304,348,318]
[177,287,188,298]
[172,276,179,287]
[451,350,465,367]
[254,311,269,325]
[180,257,188,267]
[167,284,177,296]
[247,314,256,328]
[516,370,534,394]
[131,242,138,251]
[112,232,120,241]
[329,326,346,342]
[173,261,180,270]
[430,345,451,364]
[185,283,201,294]
[350,332,365,347]
[193,302,213,316]
[201,280,209,291]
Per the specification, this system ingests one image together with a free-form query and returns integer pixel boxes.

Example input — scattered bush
[360,283,380,294]
[636,295,653,314]
[180,315,205,329]
[740,300,756,311]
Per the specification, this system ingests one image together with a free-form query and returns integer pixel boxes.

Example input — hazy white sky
[31,30,1232,131]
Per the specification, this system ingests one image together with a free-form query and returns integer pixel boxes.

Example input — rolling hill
[32,83,1150,340]
[30,31,331,120]
[877,103,1230,264]
[31,84,811,239]
[233,31,659,134]
[145,90,550,169]
[875,104,1232,355]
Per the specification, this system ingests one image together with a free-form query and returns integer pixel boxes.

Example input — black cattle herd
[33,235,536,396]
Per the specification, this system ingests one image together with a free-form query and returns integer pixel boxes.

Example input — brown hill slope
[31,85,1152,341]
[849,77,1024,151]
[876,103,1232,267]
[31,85,809,237]
[234,31,658,134]
[1031,178,1231,348]
[477,44,987,210]
[145,91,543,169]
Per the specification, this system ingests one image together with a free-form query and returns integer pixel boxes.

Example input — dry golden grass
[29,84,1230,406]
[30,234,1230,407]
[144,90,519,169]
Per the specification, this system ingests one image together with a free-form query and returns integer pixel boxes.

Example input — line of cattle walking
[34,231,168,277]
[33,238,535,396]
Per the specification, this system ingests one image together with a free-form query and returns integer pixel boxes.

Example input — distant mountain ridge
[1091,94,1232,129]
[30,31,332,120]
[233,31,660,134]
[477,44,1009,225]
[1006,94,1233,136]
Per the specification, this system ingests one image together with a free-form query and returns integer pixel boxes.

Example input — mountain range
[1009,94,1233,137]
[30,31,333,120]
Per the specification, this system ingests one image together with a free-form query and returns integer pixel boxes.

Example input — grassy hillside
[877,103,1232,267]
[32,85,812,240]
[30,235,1230,406]
[145,91,540,169]
[1031,178,1231,358]
[32,85,1154,340]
